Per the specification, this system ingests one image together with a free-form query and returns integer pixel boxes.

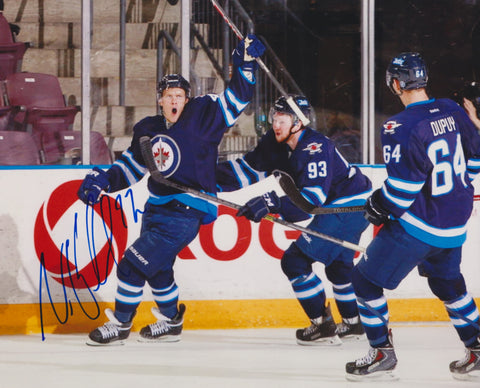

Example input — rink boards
[0,165,479,336]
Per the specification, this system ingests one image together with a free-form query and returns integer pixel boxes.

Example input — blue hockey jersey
[376,98,480,248]
[217,127,372,220]
[104,66,256,224]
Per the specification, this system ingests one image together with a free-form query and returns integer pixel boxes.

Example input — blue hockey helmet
[386,52,428,95]
[157,74,191,98]
[269,95,311,126]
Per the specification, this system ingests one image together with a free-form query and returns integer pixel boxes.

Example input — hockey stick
[273,170,365,214]
[445,305,480,331]
[139,136,365,253]
[209,0,311,126]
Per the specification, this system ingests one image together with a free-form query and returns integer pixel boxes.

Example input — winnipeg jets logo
[392,58,405,66]
[303,142,323,155]
[383,121,402,134]
[150,134,181,177]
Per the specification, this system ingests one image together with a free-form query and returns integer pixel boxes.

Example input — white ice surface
[0,323,478,388]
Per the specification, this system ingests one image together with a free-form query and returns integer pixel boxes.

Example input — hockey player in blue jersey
[345,52,480,381]
[217,95,372,345]
[77,34,265,345]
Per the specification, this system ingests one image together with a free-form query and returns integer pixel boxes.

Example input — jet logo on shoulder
[383,121,402,134]
[303,142,323,155]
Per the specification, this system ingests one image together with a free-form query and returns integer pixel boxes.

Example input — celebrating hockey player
[217,95,372,345]
[77,34,265,345]
[345,52,480,381]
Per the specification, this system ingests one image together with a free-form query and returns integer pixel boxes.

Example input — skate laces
[356,347,378,366]
[337,322,350,335]
[97,322,121,339]
[303,323,319,335]
[147,320,174,336]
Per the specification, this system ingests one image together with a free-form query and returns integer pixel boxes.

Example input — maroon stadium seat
[40,130,113,165]
[0,84,11,130]
[0,13,28,80]
[4,72,81,162]
[0,130,40,165]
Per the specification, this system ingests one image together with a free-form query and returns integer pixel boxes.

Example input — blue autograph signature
[38,189,143,341]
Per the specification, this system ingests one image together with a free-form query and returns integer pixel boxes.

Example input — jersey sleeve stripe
[467,158,480,180]
[382,184,415,209]
[385,176,424,194]
[238,68,256,84]
[228,159,253,187]
[400,211,468,237]
[467,158,480,168]
[114,149,147,183]
[118,149,147,175]
[335,148,351,168]
[398,211,468,248]
[225,88,249,113]
[301,186,327,205]
[238,158,267,183]
[329,189,372,206]
[218,93,236,127]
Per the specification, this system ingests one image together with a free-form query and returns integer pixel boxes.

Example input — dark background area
[241,0,480,133]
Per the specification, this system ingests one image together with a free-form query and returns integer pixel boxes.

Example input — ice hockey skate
[296,304,342,346]
[86,308,133,346]
[450,344,480,381]
[138,303,186,342]
[336,316,365,340]
[345,330,398,381]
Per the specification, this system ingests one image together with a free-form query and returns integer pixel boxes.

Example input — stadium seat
[0,130,40,165]
[40,130,113,165]
[0,13,28,80]
[0,84,11,130]
[3,72,81,161]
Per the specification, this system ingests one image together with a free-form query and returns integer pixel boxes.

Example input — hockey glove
[78,166,110,205]
[364,189,389,226]
[237,191,281,223]
[232,34,265,72]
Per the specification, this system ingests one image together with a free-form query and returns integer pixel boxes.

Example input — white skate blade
[345,370,399,382]
[86,338,126,346]
[296,334,342,346]
[339,333,366,342]
[137,334,181,343]
[451,371,480,382]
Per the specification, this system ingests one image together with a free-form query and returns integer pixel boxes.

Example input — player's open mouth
[172,108,177,114]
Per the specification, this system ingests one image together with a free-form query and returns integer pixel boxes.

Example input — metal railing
[152,0,311,157]
[190,0,314,134]
[157,30,202,103]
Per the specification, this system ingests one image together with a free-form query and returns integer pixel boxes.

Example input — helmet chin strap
[279,122,303,144]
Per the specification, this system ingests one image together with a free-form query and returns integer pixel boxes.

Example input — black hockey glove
[232,34,265,72]
[364,189,389,226]
[78,166,110,205]
[237,191,281,223]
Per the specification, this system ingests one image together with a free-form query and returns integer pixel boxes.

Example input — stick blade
[139,136,157,172]
[273,169,365,214]
[139,135,170,185]
[273,169,318,213]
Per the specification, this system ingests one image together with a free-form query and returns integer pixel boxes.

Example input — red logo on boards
[34,180,128,289]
